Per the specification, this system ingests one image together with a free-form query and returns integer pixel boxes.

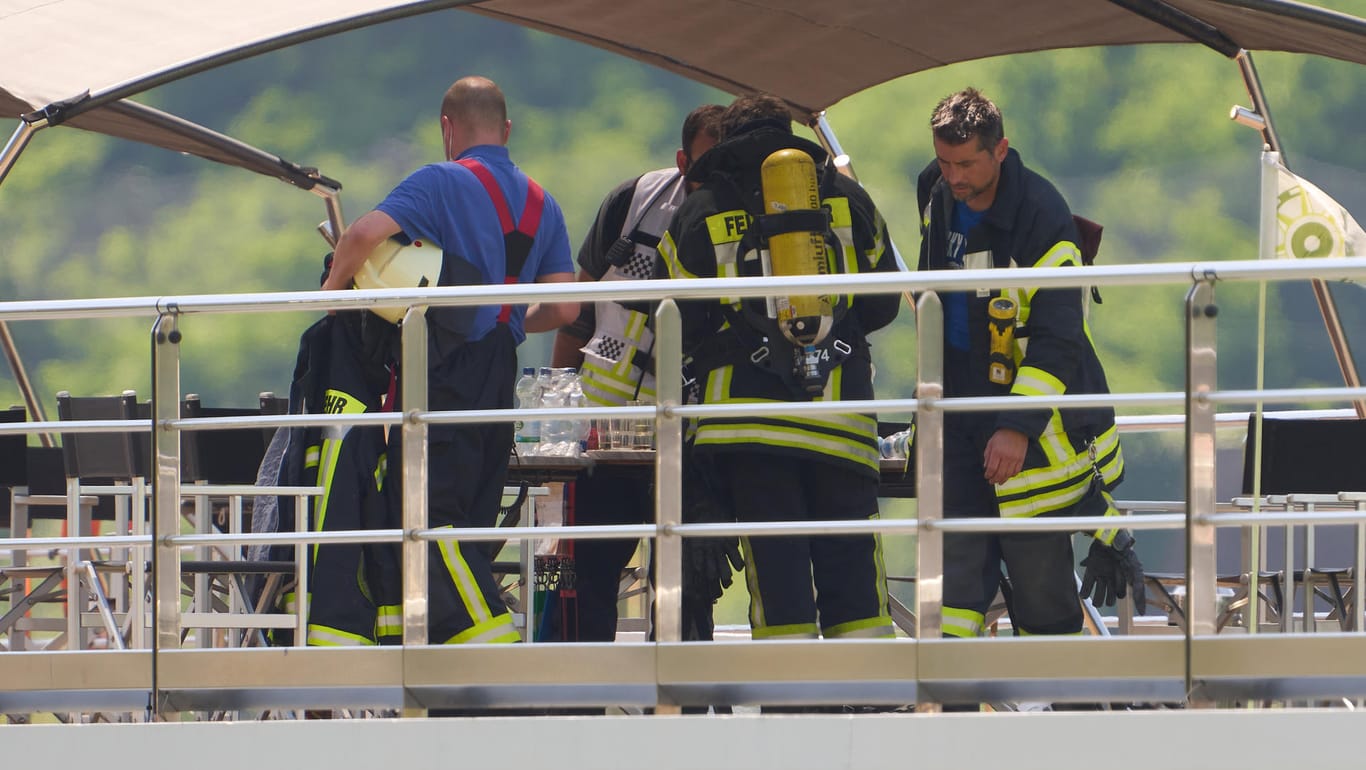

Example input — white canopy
[1,0,1363,178]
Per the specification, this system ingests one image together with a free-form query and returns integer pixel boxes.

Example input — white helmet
[352,236,442,323]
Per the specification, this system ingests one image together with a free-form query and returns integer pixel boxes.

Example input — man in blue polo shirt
[325,75,577,646]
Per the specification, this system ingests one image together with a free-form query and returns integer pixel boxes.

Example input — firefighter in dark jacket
[915,87,1144,641]
[657,93,901,641]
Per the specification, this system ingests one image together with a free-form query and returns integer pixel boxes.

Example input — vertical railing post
[1185,279,1219,703]
[914,292,944,712]
[399,306,430,717]
[653,298,684,716]
[151,311,183,718]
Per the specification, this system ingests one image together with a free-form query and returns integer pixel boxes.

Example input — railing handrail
[0,255,1361,321]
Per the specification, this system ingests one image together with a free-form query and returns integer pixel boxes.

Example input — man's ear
[676,148,689,175]
[503,119,512,145]
[993,137,1009,163]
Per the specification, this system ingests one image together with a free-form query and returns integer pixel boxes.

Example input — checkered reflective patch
[594,337,625,362]
[624,251,655,280]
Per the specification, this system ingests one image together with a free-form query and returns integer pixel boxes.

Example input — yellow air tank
[760,148,833,347]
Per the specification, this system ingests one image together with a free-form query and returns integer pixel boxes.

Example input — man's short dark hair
[681,104,724,157]
[719,93,793,140]
[930,88,1004,152]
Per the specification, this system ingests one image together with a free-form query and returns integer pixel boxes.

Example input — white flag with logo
[1275,161,1366,260]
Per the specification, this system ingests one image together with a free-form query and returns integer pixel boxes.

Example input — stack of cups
[604,399,654,450]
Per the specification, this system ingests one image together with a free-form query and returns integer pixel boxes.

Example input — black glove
[1079,531,1146,611]
[683,536,746,605]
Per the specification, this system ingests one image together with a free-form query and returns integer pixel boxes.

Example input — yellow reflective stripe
[996,420,1128,521]
[873,520,889,617]
[824,196,852,229]
[375,604,402,638]
[942,606,985,638]
[436,527,496,626]
[657,231,696,280]
[705,209,750,245]
[740,535,764,628]
[751,622,820,640]
[1035,241,1081,269]
[824,616,894,639]
[866,208,888,270]
[1012,366,1065,397]
[997,473,1092,518]
[304,445,320,469]
[824,521,891,639]
[823,362,842,401]
[1037,413,1070,468]
[714,242,743,305]
[581,360,639,404]
[1091,488,1123,545]
[1093,426,1125,486]
[694,421,879,471]
[307,624,376,647]
[705,363,732,404]
[822,197,856,304]
[310,387,371,565]
[624,307,647,342]
[442,613,519,645]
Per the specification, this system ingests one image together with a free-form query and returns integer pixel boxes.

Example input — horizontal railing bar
[77,484,320,497]
[930,514,1187,534]
[1116,407,1357,432]
[1200,510,1366,526]
[3,397,1352,440]
[14,507,1363,553]
[1207,386,1366,405]
[0,257,1360,322]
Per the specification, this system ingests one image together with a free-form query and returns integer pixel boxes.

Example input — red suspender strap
[456,158,547,323]
[458,158,515,232]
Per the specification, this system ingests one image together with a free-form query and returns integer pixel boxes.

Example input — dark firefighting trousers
[571,465,717,642]
[373,325,520,645]
[719,453,890,639]
[942,411,1083,637]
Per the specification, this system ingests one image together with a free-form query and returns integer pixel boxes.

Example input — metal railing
[0,256,1363,718]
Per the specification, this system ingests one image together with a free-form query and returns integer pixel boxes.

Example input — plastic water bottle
[879,428,913,460]
[565,368,590,452]
[535,367,554,454]
[541,369,572,455]
[514,367,541,453]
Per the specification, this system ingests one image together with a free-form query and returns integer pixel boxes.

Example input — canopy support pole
[312,184,346,244]
[0,120,56,442]
[809,110,912,291]
[1234,50,1365,418]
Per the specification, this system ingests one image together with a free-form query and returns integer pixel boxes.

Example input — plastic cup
[628,400,655,450]
[609,413,633,449]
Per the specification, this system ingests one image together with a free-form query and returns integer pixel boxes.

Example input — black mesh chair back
[56,390,147,481]
[0,405,24,527]
[0,405,27,487]
[181,394,279,484]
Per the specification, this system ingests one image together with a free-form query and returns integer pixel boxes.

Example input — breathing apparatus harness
[687,148,861,400]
